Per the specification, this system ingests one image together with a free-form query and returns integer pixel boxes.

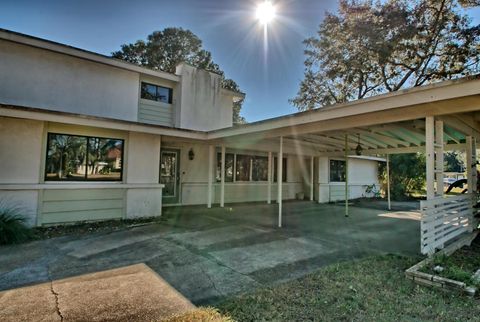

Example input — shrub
[0,205,33,245]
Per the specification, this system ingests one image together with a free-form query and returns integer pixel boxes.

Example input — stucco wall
[0,117,164,225]
[175,64,233,131]
[161,140,309,205]
[0,40,139,121]
[126,132,161,184]
[0,117,44,184]
[317,156,380,203]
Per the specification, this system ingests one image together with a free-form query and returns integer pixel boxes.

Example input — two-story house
[1,29,479,232]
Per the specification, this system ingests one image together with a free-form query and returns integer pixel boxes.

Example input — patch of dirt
[32,217,168,240]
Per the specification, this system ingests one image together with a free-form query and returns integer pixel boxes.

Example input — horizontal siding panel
[138,103,173,127]
[42,199,122,213]
[41,188,125,224]
[139,108,172,119]
[138,113,171,123]
[42,208,122,224]
[43,189,124,201]
[139,104,172,114]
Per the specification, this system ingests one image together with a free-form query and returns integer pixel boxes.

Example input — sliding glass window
[45,133,124,181]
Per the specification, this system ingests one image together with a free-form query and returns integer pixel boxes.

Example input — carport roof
[209,75,480,156]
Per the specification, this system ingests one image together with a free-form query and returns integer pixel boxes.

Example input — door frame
[160,148,181,204]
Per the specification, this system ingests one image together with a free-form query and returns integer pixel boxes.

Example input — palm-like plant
[0,203,33,245]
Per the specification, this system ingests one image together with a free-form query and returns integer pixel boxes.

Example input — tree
[291,0,480,110]
[379,153,426,199]
[112,28,246,124]
[444,151,465,172]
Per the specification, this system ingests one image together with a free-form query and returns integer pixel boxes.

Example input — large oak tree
[291,0,480,110]
[112,28,246,124]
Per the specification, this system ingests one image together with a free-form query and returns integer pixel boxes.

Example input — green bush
[0,205,33,245]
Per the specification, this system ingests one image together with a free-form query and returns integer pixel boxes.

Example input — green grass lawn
[215,255,480,322]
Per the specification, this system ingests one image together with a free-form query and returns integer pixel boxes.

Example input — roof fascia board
[208,77,480,140]
[0,105,206,140]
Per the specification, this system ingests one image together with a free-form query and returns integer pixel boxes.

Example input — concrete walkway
[0,201,420,304]
[0,264,195,322]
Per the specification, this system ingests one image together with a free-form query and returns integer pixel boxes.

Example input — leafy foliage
[112,27,246,124]
[379,153,426,200]
[0,204,33,245]
[444,151,465,172]
[291,0,480,110]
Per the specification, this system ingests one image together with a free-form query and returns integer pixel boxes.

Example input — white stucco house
[1,28,479,255]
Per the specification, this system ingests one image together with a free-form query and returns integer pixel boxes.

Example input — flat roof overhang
[206,75,480,156]
[2,75,480,156]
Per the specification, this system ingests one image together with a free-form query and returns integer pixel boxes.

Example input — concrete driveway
[0,201,420,304]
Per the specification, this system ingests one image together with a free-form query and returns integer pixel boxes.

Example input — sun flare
[256,1,276,25]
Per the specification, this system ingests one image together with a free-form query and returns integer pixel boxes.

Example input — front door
[160,149,180,204]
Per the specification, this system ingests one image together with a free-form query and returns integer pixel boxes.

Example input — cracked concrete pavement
[0,201,420,306]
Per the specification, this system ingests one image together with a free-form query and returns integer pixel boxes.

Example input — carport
[207,76,480,255]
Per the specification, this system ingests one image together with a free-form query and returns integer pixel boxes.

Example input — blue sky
[1,0,479,122]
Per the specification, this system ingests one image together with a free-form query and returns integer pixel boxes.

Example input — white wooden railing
[420,194,476,255]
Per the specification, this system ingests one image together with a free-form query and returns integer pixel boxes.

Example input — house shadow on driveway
[0,201,420,305]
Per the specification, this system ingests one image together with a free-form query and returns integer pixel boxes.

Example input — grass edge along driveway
[215,255,480,322]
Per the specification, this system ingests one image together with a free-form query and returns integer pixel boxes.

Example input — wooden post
[425,116,435,200]
[386,154,391,210]
[207,145,214,208]
[278,136,283,228]
[310,156,314,201]
[467,136,473,194]
[267,151,272,204]
[220,145,225,207]
[345,134,349,217]
[435,120,444,197]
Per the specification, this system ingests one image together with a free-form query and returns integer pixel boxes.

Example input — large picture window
[330,159,346,182]
[45,133,124,181]
[140,82,173,104]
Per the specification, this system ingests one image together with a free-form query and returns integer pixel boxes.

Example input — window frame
[44,132,125,182]
[216,152,235,183]
[329,158,346,183]
[140,82,173,104]
[216,151,286,183]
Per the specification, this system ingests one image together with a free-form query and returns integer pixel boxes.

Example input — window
[330,159,346,182]
[140,82,173,104]
[216,153,234,182]
[252,156,268,181]
[235,154,251,181]
[216,152,286,183]
[45,133,124,181]
[273,157,287,182]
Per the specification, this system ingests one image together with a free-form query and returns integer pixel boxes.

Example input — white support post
[267,151,272,204]
[220,145,225,208]
[466,136,476,232]
[467,136,473,194]
[310,156,314,201]
[207,145,214,208]
[473,138,477,194]
[345,134,349,217]
[278,136,283,228]
[435,120,444,197]
[386,154,391,210]
[425,116,435,200]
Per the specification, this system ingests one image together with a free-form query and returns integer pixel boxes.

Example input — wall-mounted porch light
[188,148,195,160]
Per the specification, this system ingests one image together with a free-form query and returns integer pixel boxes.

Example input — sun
[256,1,276,25]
